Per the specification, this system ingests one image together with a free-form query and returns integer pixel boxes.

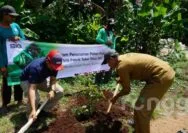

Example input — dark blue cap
[102,50,119,65]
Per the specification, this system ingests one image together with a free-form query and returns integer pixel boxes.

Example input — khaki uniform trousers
[134,69,175,133]
[20,78,64,114]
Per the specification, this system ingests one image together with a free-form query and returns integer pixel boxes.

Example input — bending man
[102,50,175,133]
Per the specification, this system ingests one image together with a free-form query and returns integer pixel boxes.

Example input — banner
[7,40,111,86]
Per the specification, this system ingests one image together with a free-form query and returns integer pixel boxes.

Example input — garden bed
[38,90,133,133]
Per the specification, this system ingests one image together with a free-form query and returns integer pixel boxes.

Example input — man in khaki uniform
[102,50,175,133]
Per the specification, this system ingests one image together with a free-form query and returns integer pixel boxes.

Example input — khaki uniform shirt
[117,53,175,89]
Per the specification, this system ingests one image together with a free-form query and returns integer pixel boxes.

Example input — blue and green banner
[7,40,111,86]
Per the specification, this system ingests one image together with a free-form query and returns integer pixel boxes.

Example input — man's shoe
[0,106,8,114]
[177,129,188,133]
[16,100,26,106]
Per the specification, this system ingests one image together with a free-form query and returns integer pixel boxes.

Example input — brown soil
[31,90,188,133]
[39,90,133,133]
[183,90,188,97]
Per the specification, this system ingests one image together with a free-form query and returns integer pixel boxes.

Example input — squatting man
[20,50,64,120]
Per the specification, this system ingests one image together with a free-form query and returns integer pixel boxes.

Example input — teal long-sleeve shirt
[0,22,25,68]
[96,27,116,49]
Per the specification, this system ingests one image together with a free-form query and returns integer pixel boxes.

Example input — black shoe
[0,106,8,114]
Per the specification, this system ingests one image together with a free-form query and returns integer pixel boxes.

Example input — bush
[115,0,185,55]
[72,84,103,121]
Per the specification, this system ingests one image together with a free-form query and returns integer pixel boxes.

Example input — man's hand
[29,110,37,120]
[9,36,20,42]
[0,67,7,77]
[110,95,118,104]
[116,77,121,83]
[48,90,55,99]
[106,40,113,46]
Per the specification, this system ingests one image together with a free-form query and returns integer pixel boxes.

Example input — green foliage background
[0,0,187,61]
[0,1,188,132]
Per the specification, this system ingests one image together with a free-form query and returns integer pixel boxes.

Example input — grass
[0,102,27,133]
[0,60,188,132]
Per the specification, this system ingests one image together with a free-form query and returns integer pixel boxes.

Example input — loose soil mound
[40,90,133,133]
[41,110,85,133]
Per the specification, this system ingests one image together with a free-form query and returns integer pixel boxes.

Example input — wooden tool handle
[17,99,48,133]
[106,83,120,113]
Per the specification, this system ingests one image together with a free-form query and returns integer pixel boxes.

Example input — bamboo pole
[17,99,48,133]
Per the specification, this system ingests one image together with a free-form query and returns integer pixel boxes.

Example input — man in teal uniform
[0,5,25,113]
[96,18,116,49]
[95,18,116,84]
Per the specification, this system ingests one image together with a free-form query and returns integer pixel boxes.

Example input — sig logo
[10,43,22,48]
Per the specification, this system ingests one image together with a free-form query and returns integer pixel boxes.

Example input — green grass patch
[0,60,188,132]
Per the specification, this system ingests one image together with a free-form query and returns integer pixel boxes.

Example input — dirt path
[151,114,188,133]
